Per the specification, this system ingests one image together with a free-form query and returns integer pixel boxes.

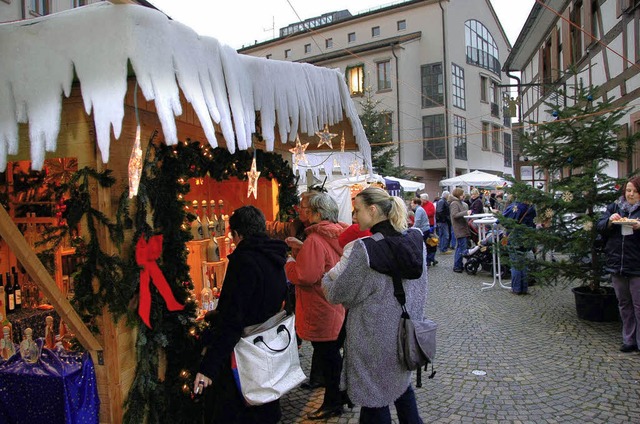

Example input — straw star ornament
[289,136,309,167]
[316,124,337,149]
[246,157,261,199]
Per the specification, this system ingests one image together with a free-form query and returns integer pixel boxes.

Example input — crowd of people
[190,179,639,423]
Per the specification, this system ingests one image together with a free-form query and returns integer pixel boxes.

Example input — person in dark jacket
[597,177,640,352]
[436,191,451,253]
[502,199,537,295]
[194,206,288,424]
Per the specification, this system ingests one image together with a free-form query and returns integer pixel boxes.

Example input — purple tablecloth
[0,341,99,424]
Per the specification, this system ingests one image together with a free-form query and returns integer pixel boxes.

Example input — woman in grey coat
[323,187,426,423]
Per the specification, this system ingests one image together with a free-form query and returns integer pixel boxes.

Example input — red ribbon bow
[136,235,184,328]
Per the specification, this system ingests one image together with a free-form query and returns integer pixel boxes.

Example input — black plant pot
[572,286,620,322]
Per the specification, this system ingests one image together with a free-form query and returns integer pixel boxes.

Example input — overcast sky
[148,0,535,49]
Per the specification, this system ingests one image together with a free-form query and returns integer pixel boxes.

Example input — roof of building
[503,0,570,71]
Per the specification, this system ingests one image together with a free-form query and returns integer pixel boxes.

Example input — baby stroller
[463,232,509,278]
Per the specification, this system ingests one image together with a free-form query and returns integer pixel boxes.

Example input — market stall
[0,3,372,423]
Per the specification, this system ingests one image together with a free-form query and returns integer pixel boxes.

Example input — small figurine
[44,315,56,349]
[19,328,39,364]
[1,325,15,360]
[0,313,12,343]
[57,320,73,350]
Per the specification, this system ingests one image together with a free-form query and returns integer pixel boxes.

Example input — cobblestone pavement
[280,252,640,423]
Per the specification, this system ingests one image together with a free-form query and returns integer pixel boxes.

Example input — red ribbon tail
[138,272,152,328]
[149,267,185,312]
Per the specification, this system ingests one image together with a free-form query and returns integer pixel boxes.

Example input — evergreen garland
[38,137,298,422]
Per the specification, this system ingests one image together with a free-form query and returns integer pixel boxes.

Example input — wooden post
[0,204,102,354]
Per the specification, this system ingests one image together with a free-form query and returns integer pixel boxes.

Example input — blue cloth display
[0,340,99,424]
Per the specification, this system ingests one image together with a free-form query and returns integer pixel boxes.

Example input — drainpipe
[506,70,522,124]
[439,0,452,179]
[391,43,402,168]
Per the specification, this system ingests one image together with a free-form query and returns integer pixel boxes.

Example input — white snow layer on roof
[0,2,371,172]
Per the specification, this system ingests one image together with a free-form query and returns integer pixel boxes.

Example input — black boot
[306,405,343,420]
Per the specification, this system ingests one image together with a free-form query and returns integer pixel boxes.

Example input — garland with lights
[36,138,298,423]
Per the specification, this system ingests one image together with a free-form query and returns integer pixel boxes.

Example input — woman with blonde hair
[323,187,427,423]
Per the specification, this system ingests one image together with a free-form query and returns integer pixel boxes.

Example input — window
[465,20,500,76]
[451,64,465,110]
[541,37,552,94]
[492,125,502,153]
[591,0,600,40]
[397,20,406,31]
[482,122,490,150]
[453,115,467,160]
[490,80,500,118]
[348,32,356,43]
[480,76,488,102]
[570,1,584,63]
[346,64,365,96]
[423,115,446,160]
[372,26,380,37]
[377,61,391,91]
[304,44,311,54]
[503,133,512,167]
[421,63,443,108]
[29,0,49,15]
[73,0,87,6]
[325,38,333,49]
[503,93,513,127]
[380,112,393,143]
[284,49,291,59]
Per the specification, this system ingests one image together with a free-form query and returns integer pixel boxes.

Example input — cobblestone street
[280,253,640,423]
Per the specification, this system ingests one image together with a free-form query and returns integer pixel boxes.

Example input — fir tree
[502,80,638,291]
[359,87,411,178]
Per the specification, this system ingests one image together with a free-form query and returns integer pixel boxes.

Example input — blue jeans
[437,222,450,252]
[450,226,457,249]
[359,385,423,424]
[454,237,468,270]
[508,249,529,293]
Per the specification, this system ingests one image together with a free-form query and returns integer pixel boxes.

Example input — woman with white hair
[285,192,348,420]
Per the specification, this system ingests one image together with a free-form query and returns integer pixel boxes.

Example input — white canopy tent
[325,174,385,224]
[439,170,507,188]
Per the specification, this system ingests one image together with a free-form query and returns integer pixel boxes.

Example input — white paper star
[316,124,337,149]
[340,131,346,152]
[128,125,143,199]
[246,157,261,199]
[288,136,309,167]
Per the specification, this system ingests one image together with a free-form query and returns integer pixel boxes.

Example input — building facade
[0,0,156,24]
[504,0,640,185]
[240,0,514,195]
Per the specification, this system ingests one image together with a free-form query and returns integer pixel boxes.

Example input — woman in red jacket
[285,192,347,420]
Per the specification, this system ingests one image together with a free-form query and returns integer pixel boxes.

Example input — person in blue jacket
[502,197,537,295]
[597,177,640,352]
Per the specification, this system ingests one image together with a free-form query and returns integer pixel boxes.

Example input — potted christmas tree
[502,80,638,321]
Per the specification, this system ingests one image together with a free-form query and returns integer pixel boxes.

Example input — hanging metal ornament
[128,82,143,199]
[288,135,309,167]
[316,124,337,149]
[246,155,261,199]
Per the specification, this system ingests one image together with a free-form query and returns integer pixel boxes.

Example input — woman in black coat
[194,206,288,423]
[597,177,640,353]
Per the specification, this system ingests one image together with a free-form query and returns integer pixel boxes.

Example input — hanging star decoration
[288,135,309,167]
[349,159,363,177]
[246,156,261,199]
[128,125,143,199]
[340,131,346,152]
[316,124,337,149]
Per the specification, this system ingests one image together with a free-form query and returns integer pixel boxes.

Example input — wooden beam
[0,204,103,352]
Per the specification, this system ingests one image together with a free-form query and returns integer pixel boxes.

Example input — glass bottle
[12,267,21,310]
[211,272,220,310]
[200,264,213,313]
[190,200,203,240]
[5,272,14,314]
[1,325,15,360]
[201,200,211,239]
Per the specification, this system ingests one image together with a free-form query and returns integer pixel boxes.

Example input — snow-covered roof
[0,2,371,172]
